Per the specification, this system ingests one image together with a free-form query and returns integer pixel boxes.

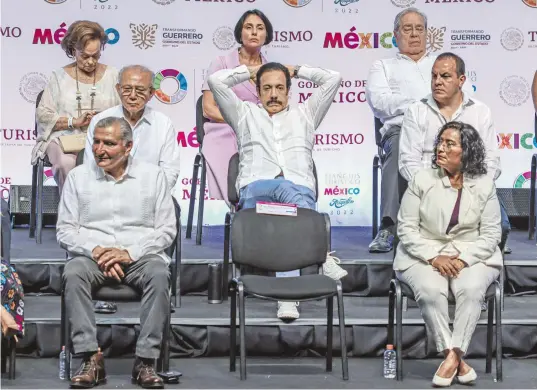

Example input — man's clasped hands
[92,246,133,281]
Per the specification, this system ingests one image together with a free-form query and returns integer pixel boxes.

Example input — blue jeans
[239,178,316,277]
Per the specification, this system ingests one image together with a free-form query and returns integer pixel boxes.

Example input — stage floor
[3,357,537,389]
[9,226,537,263]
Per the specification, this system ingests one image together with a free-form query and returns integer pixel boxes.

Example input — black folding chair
[372,117,384,239]
[228,208,348,381]
[30,90,57,244]
[185,95,208,245]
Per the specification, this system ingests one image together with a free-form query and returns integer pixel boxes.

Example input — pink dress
[201,49,267,201]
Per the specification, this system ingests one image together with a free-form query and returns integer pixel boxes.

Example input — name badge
[255,201,297,217]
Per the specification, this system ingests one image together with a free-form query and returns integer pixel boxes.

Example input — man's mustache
[268,99,282,105]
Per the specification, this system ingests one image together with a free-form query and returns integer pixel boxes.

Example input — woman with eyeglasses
[32,20,120,193]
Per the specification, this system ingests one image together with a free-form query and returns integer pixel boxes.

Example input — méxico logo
[153,69,188,104]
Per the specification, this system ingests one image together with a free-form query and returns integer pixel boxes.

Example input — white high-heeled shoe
[457,368,477,384]
[432,361,457,387]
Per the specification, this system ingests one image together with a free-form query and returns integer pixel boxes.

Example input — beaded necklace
[75,66,97,117]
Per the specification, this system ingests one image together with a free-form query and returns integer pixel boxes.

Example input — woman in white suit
[394,121,502,387]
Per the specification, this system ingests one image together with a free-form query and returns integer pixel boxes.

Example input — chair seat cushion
[240,274,338,300]
[94,285,141,301]
[399,280,497,301]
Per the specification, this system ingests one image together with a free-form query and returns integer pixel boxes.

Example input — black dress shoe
[94,301,117,314]
[368,229,394,253]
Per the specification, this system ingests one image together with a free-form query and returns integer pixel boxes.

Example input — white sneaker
[277,302,299,321]
[322,252,348,280]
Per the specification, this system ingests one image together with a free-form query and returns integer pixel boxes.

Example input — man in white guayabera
[208,61,348,321]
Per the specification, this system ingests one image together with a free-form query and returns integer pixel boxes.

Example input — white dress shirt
[366,52,473,138]
[208,65,342,194]
[84,105,180,189]
[57,159,176,264]
[399,93,501,182]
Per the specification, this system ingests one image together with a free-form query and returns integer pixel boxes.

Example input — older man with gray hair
[365,7,472,253]
[58,116,176,389]
[84,65,180,190]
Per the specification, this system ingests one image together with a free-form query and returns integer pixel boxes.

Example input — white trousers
[397,262,500,353]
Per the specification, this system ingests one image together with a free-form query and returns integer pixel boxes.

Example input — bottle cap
[386,344,394,350]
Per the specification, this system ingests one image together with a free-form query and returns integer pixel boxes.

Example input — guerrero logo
[130,23,158,49]
[19,72,48,103]
[153,68,188,104]
[513,171,535,188]
[501,28,524,51]
[522,0,537,8]
[427,26,446,52]
[283,0,313,6]
[499,76,530,106]
[213,26,235,50]
[391,0,416,8]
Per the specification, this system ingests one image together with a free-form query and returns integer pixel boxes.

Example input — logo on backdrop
[92,0,120,10]
[390,0,415,7]
[324,28,397,49]
[44,0,67,3]
[500,28,524,51]
[450,29,491,49]
[0,178,12,201]
[162,27,203,47]
[213,26,235,50]
[0,27,22,38]
[153,69,188,104]
[270,30,313,49]
[283,0,313,7]
[466,70,477,92]
[522,0,537,8]
[427,26,445,52]
[333,0,360,14]
[130,23,158,50]
[153,0,176,5]
[499,76,530,107]
[33,23,119,45]
[299,78,366,104]
[513,171,535,188]
[315,133,365,153]
[177,128,199,148]
[19,72,48,104]
[497,133,537,150]
[0,128,37,144]
[425,0,495,3]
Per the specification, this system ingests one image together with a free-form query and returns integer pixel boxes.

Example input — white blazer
[394,168,503,272]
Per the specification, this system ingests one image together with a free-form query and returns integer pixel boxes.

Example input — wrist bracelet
[68,117,74,129]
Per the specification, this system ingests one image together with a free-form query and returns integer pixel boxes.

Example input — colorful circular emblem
[283,0,313,7]
[513,171,535,188]
[44,0,67,3]
[153,69,188,104]
[522,0,537,8]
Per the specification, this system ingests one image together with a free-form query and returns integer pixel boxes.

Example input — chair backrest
[76,152,84,166]
[196,95,209,147]
[374,117,383,147]
[35,90,44,136]
[534,113,536,140]
[231,208,329,272]
[227,153,320,206]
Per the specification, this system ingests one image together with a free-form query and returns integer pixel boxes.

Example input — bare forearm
[203,104,225,123]
[52,117,69,132]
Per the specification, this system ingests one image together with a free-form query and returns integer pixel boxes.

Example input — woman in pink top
[201,9,272,202]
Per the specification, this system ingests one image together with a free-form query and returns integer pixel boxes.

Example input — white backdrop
[1,0,536,226]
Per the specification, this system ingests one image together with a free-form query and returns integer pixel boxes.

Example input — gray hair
[394,7,428,32]
[94,117,133,144]
[118,64,155,86]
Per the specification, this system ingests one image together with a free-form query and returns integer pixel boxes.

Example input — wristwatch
[293,65,301,79]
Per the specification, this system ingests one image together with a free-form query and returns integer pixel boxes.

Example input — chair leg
[8,338,16,379]
[336,283,348,380]
[36,159,45,244]
[485,298,494,374]
[61,292,72,381]
[161,302,171,372]
[222,212,232,301]
[372,155,379,240]
[326,296,333,372]
[500,267,505,312]
[229,282,237,372]
[186,154,201,239]
[388,283,395,346]
[395,283,403,381]
[195,158,207,245]
[238,283,246,380]
[495,284,503,382]
[1,339,6,374]
[29,163,38,239]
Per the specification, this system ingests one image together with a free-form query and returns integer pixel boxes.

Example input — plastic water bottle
[59,346,72,379]
[383,344,397,379]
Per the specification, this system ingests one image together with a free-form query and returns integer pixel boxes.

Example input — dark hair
[431,121,487,177]
[436,52,466,77]
[255,62,292,92]
[234,9,273,45]
[61,20,108,59]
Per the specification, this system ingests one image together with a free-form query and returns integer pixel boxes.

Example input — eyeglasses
[437,140,460,151]
[119,85,151,97]
[400,25,426,35]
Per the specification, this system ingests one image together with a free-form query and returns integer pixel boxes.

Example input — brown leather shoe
[132,358,164,389]
[70,351,106,388]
